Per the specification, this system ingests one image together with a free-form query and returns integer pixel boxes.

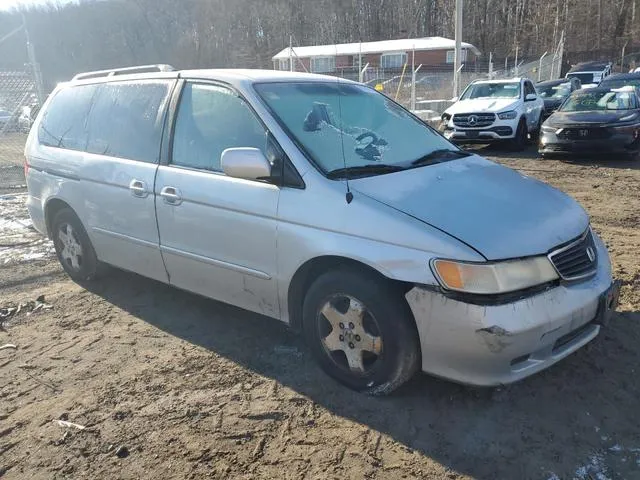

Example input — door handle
[160,186,182,206]
[129,179,148,198]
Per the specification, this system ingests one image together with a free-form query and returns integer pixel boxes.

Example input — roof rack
[72,64,176,81]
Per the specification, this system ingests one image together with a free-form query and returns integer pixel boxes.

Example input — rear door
[524,80,542,129]
[81,79,174,281]
[154,81,281,318]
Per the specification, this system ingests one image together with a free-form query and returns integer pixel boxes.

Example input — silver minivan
[25,65,620,395]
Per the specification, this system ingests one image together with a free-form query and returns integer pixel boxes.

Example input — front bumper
[539,126,640,155]
[405,232,619,386]
[443,125,515,143]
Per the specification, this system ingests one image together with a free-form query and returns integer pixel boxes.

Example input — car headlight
[541,125,558,133]
[430,257,559,295]
[498,110,518,120]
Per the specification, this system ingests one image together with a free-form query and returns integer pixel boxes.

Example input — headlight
[430,257,559,295]
[498,110,518,120]
[541,125,557,133]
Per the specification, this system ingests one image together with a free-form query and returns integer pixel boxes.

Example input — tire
[529,115,542,143]
[510,119,528,151]
[302,269,420,395]
[51,208,101,282]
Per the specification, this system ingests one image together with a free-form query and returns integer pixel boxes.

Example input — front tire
[510,119,528,151]
[51,208,101,282]
[302,269,420,395]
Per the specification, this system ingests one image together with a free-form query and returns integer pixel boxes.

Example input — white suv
[440,78,544,149]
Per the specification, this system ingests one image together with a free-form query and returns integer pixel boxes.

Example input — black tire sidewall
[52,209,99,282]
[512,118,528,150]
[302,269,419,395]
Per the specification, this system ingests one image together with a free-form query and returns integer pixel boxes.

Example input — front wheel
[510,119,528,151]
[302,269,420,395]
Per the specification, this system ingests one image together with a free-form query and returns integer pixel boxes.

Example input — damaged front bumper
[405,233,619,386]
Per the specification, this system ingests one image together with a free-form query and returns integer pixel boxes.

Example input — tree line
[0,0,637,90]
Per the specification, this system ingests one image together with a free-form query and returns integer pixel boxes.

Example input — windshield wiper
[410,149,471,166]
[326,164,405,179]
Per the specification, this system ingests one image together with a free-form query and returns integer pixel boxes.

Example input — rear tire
[51,208,102,282]
[302,269,420,396]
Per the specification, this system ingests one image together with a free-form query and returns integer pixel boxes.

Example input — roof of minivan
[601,72,640,81]
[69,68,355,85]
[472,77,524,84]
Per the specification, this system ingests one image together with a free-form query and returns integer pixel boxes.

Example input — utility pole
[453,0,463,98]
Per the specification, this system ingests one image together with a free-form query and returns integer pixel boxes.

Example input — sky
[0,0,76,11]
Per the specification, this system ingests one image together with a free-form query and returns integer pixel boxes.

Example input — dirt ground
[1,146,639,480]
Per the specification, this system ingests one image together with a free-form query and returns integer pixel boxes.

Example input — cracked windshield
[255,82,463,177]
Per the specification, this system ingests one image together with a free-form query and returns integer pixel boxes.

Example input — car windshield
[560,90,637,111]
[566,72,596,84]
[538,83,572,99]
[460,82,521,99]
[254,82,462,176]
[600,78,640,89]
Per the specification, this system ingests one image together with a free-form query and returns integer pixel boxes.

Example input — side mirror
[221,148,271,181]
[525,93,537,102]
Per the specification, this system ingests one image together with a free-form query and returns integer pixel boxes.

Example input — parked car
[26,65,619,394]
[536,78,581,119]
[539,86,640,158]
[0,109,14,131]
[565,61,612,89]
[599,72,640,90]
[440,77,544,149]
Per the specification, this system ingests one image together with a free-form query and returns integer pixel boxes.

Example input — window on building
[310,57,336,73]
[446,49,468,64]
[380,52,407,69]
[278,59,289,71]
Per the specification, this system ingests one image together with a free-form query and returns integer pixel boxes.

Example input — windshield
[560,90,638,111]
[460,82,521,99]
[566,73,596,84]
[254,82,461,176]
[600,79,640,89]
[538,83,572,99]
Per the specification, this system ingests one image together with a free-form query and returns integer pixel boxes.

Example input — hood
[445,98,520,115]
[548,110,634,125]
[351,155,588,260]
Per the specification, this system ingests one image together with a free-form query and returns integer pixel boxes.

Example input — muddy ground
[1,146,639,480]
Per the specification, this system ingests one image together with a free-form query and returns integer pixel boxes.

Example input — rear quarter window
[38,84,98,150]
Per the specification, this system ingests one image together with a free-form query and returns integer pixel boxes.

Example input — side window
[38,84,97,150]
[85,81,171,163]
[524,81,536,97]
[171,83,267,172]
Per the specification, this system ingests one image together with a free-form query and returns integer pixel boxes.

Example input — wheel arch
[287,255,413,332]
[44,197,75,239]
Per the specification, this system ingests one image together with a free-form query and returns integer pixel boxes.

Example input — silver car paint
[25,69,613,385]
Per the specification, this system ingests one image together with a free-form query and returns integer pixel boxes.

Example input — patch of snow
[574,453,611,480]
[608,444,623,452]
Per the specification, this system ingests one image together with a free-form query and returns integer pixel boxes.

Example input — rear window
[38,80,171,163]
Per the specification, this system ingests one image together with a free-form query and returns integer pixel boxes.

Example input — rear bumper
[405,231,618,386]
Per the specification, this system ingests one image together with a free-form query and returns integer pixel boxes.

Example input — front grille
[548,229,598,281]
[557,127,611,140]
[453,113,496,128]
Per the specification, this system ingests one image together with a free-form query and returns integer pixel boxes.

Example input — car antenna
[334,41,353,204]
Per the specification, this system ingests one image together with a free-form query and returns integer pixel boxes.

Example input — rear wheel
[51,209,101,282]
[529,115,542,143]
[302,269,420,395]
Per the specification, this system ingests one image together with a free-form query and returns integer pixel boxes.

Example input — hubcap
[317,295,383,374]
[58,223,83,271]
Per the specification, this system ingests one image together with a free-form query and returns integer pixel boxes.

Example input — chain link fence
[0,71,39,193]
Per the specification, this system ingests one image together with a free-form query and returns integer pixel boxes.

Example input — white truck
[440,78,544,150]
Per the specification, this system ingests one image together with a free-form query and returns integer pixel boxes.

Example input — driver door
[524,81,542,130]
[155,82,281,318]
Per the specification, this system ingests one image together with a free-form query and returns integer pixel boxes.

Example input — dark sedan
[599,72,640,90]
[539,87,640,158]
[536,78,581,119]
